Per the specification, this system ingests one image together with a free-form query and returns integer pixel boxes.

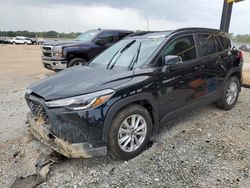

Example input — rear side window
[219,36,231,50]
[97,32,116,43]
[215,36,223,52]
[197,34,217,56]
[163,35,197,62]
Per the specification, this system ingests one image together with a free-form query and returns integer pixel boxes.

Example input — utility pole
[220,0,244,33]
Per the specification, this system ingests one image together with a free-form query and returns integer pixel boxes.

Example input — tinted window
[163,35,197,62]
[197,34,217,56]
[118,32,131,40]
[97,32,116,43]
[219,36,231,50]
[215,36,223,52]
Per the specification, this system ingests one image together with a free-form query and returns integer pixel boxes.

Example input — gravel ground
[0,45,250,188]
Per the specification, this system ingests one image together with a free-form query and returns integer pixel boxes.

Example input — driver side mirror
[162,55,183,72]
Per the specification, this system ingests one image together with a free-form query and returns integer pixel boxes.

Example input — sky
[0,0,249,34]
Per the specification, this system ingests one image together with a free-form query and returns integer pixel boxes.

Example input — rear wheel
[108,104,153,160]
[68,58,87,67]
[216,76,240,110]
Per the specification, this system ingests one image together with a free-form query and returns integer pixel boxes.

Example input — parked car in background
[0,37,10,44]
[37,38,46,45]
[10,36,32,45]
[41,29,133,71]
[26,38,38,45]
[26,28,243,160]
[239,44,250,52]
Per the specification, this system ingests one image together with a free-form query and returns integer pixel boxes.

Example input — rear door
[157,34,206,119]
[216,35,235,86]
[196,33,220,96]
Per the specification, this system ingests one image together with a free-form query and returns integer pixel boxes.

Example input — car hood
[43,40,91,47]
[29,66,134,100]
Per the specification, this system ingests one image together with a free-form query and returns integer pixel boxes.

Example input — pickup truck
[42,29,133,71]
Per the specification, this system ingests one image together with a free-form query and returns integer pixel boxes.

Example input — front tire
[108,104,153,160]
[68,58,87,67]
[216,76,240,110]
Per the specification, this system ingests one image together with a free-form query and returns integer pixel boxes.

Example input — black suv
[26,28,243,160]
[42,29,133,71]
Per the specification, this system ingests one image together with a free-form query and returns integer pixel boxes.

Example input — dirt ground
[0,45,250,187]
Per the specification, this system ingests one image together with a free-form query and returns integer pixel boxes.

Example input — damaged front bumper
[27,112,107,158]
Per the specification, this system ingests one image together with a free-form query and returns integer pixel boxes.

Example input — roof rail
[171,27,223,34]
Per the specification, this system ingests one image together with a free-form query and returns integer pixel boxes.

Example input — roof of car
[126,27,227,39]
[90,29,133,33]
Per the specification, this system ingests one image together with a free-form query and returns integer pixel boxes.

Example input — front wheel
[108,104,153,160]
[216,76,240,110]
[68,58,87,67]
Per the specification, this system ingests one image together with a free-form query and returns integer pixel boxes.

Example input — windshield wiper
[128,42,141,70]
[107,40,136,70]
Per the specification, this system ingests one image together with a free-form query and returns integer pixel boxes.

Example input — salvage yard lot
[0,45,250,187]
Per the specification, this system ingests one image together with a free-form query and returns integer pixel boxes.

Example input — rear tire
[216,76,240,110]
[108,104,153,160]
[68,58,87,67]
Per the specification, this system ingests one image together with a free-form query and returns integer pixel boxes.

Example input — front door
[157,34,206,120]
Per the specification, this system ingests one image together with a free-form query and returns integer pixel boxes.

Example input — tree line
[230,34,250,44]
[0,30,81,39]
[1,30,250,42]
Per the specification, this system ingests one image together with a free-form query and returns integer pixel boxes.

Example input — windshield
[89,37,165,70]
[75,30,99,42]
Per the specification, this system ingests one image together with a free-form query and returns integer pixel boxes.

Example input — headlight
[53,46,63,58]
[45,89,115,110]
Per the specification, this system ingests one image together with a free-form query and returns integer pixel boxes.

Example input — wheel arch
[64,49,89,66]
[102,93,159,143]
[224,67,242,91]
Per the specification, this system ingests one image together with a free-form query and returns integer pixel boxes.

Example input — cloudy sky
[0,0,249,34]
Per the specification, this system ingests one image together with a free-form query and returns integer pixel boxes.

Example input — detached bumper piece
[27,113,107,158]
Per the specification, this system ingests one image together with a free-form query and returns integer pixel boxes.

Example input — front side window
[197,34,217,56]
[163,35,197,62]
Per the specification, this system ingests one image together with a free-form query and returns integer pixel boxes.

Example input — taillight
[237,51,243,59]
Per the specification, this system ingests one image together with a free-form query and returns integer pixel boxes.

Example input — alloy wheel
[226,81,238,105]
[118,114,147,152]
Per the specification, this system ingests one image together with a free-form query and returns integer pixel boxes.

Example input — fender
[222,65,243,90]
[102,93,159,142]
[63,46,92,62]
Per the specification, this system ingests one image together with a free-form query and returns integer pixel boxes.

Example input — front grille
[42,46,53,58]
[43,46,52,51]
[28,99,50,125]
[43,52,52,57]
